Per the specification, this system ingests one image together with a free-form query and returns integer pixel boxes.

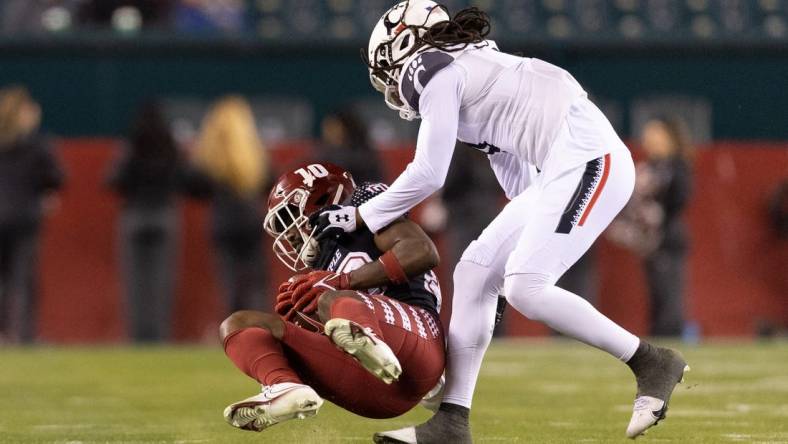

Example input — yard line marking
[33,424,100,430]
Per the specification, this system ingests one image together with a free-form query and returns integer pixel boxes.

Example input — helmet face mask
[263,188,320,272]
[264,163,356,272]
[364,0,450,121]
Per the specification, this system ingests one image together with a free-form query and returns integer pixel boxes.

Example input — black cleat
[625,342,690,438]
[373,403,472,444]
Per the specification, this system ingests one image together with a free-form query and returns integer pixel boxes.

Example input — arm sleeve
[358,66,464,233]
[488,151,536,200]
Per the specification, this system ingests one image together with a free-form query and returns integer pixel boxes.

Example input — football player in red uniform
[219,162,445,433]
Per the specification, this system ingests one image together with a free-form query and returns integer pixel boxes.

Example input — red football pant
[283,293,444,418]
[223,327,302,386]
[226,293,445,419]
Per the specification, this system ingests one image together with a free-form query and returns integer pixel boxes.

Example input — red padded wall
[36,140,787,342]
[39,139,124,342]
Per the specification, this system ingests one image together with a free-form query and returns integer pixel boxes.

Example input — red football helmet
[264,162,356,271]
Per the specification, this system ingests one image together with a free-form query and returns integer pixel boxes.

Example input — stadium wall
[36,140,787,343]
[0,50,786,140]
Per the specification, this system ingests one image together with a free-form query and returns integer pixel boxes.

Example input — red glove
[274,289,294,319]
[274,275,308,320]
[289,270,351,316]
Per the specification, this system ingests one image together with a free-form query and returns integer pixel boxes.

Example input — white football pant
[443,112,641,408]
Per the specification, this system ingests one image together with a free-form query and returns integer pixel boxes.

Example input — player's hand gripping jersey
[312,181,442,315]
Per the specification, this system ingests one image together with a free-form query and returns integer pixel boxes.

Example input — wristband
[378,250,408,285]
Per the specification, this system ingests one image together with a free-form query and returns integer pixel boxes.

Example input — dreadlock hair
[422,7,491,52]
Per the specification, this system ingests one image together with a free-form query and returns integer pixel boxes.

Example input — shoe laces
[633,397,651,411]
[233,406,261,428]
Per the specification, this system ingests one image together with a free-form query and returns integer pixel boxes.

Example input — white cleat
[373,426,417,444]
[626,396,666,438]
[626,364,691,439]
[324,318,402,384]
[223,382,322,432]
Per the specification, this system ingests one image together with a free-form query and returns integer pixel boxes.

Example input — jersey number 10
[294,164,330,187]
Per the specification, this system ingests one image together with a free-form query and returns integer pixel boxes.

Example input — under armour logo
[335,215,350,222]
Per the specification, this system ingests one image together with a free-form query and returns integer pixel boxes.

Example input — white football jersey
[359,42,615,233]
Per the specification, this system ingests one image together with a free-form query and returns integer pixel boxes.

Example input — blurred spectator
[191,96,269,313]
[440,146,501,266]
[2,0,173,35]
[0,85,63,343]
[608,117,694,337]
[556,250,598,306]
[78,0,173,30]
[1,0,79,35]
[422,146,502,330]
[108,101,183,343]
[769,179,788,239]
[174,0,246,34]
[317,108,384,184]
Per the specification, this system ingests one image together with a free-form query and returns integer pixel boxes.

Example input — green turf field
[1,340,786,443]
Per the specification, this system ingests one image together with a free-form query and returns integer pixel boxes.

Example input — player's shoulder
[348,182,389,207]
[398,48,458,112]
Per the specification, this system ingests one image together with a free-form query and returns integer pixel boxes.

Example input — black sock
[438,402,470,421]
[626,340,654,372]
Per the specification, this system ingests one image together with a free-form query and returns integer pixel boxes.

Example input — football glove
[274,275,309,320]
[274,289,294,319]
[309,205,358,240]
[289,270,351,316]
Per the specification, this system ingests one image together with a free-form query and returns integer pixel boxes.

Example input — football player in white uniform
[311,2,689,442]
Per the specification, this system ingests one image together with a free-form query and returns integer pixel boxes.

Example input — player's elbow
[412,165,445,192]
[423,175,445,193]
[404,160,446,195]
[410,238,440,273]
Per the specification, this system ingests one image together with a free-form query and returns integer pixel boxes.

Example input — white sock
[442,261,503,408]
[504,273,639,361]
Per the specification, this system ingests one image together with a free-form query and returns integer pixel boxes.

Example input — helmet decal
[364,0,451,120]
[383,3,408,36]
[264,162,355,271]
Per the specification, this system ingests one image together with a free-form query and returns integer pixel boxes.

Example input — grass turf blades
[0,340,786,443]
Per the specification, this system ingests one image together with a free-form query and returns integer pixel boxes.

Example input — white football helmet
[365,0,450,121]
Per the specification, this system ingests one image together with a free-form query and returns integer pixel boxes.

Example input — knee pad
[503,273,552,319]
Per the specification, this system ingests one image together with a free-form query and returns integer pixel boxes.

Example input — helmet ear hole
[400,34,411,50]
